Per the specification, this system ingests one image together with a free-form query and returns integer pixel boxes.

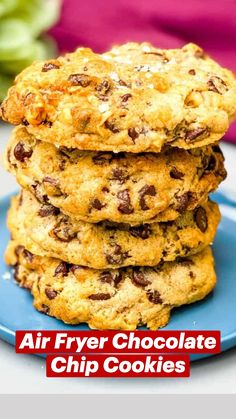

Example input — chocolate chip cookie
[5,241,216,330]
[5,126,226,225]
[1,42,236,152]
[7,190,220,269]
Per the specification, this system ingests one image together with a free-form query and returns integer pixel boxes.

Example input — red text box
[16,330,221,354]
[46,354,190,378]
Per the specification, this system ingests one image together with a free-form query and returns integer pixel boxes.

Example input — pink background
[50,0,236,142]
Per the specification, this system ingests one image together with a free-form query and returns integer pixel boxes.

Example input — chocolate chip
[129,224,152,239]
[207,76,228,95]
[43,176,62,196]
[22,249,34,263]
[32,183,49,204]
[132,270,151,287]
[175,192,189,211]
[117,189,134,214]
[120,93,132,103]
[42,63,60,72]
[102,187,109,193]
[45,288,58,300]
[89,293,111,300]
[104,119,120,133]
[111,168,128,183]
[91,199,105,210]
[22,118,29,126]
[96,79,111,94]
[128,127,139,142]
[51,218,77,242]
[99,271,113,284]
[194,207,208,232]
[106,244,129,265]
[146,290,163,304]
[207,79,219,94]
[54,262,69,277]
[170,167,184,179]
[113,272,123,287]
[206,155,216,171]
[99,271,123,287]
[13,142,33,162]
[92,152,113,165]
[185,128,207,143]
[118,79,129,87]
[139,185,156,210]
[38,204,60,217]
[40,304,50,314]
[68,73,91,87]
[41,119,52,127]
[188,69,196,75]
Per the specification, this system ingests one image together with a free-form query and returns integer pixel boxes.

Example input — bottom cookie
[5,241,216,330]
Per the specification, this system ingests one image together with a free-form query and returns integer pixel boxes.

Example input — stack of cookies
[1,42,236,330]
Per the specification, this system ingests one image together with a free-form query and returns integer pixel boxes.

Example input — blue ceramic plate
[0,191,236,361]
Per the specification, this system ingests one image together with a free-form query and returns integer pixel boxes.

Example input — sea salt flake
[98,103,110,113]
[102,54,112,61]
[109,72,119,81]
[142,45,151,53]
[114,56,132,64]
[150,65,162,73]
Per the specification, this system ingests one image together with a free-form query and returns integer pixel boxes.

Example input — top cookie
[1,42,236,152]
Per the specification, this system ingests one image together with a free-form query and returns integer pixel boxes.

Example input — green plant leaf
[0,36,57,74]
[0,18,33,60]
[0,0,20,18]
[12,0,61,37]
[0,72,13,101]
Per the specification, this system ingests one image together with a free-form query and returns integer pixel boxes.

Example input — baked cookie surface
[5,242,216,330]
[1,42,236,152]
[6,127,226,225]
[8,190,220,269]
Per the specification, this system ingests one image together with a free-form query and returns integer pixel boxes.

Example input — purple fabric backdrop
[50,0,236,142]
